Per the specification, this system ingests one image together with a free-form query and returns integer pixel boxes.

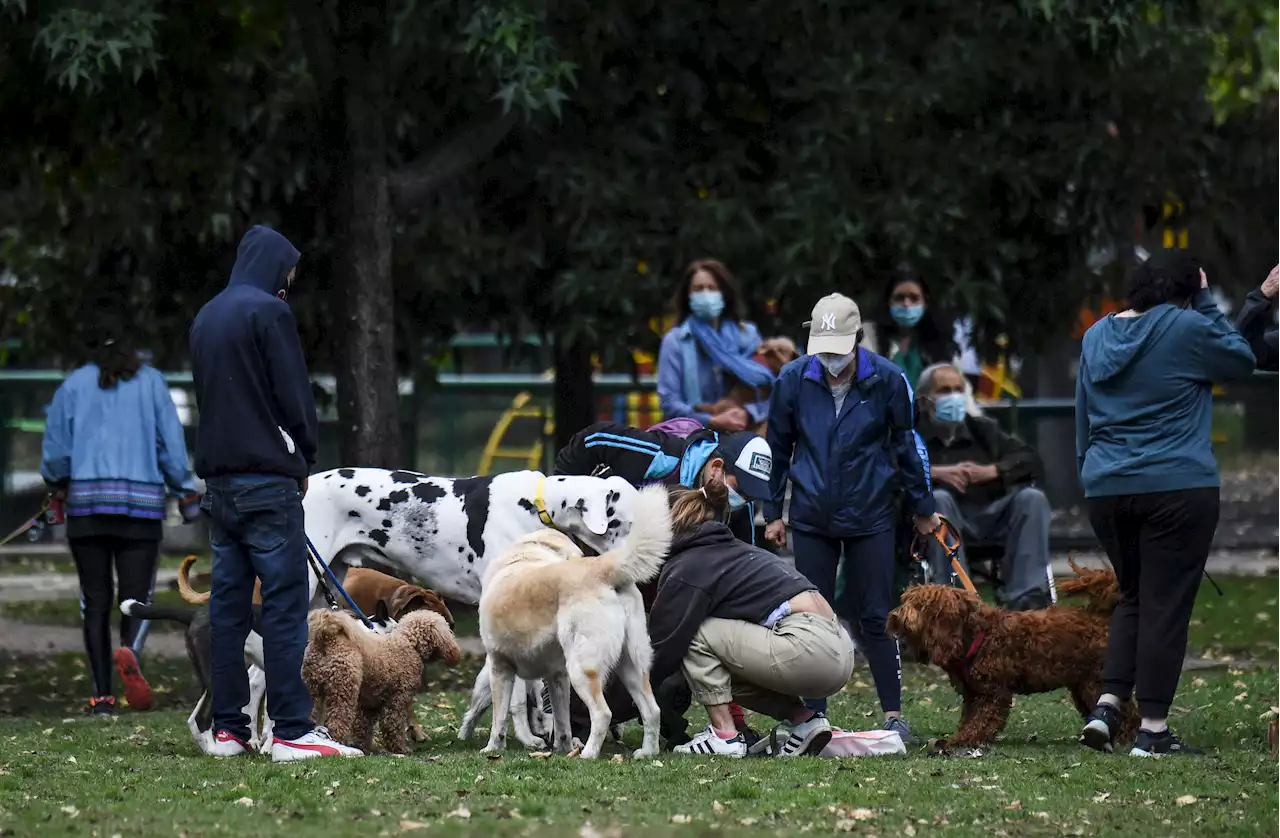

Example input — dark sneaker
[1080,702,1123,753]
[884,716,916,748]
[1130,728,1202,758]
[736,719,762,751]
[88,696,116,717]
[1006,588,1052,611]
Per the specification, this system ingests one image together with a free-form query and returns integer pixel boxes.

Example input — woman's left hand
[913,512,941,535]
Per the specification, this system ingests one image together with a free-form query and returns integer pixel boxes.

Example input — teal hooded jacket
[1075,290,1256,498]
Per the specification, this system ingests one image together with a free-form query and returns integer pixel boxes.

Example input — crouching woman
[650,482,855,758]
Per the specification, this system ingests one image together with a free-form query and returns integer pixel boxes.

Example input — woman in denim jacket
[41,320,199,716]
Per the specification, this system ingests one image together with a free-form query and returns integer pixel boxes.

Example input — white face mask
[819,351,856,377]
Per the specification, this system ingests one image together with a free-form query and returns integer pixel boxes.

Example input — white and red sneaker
[209,729,254,758]
[270,727,363,763]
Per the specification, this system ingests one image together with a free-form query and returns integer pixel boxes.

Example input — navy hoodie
[1075,290,1255,498]
[189,226,317,482]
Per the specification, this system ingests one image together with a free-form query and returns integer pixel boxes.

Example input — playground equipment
[477,386,554,476]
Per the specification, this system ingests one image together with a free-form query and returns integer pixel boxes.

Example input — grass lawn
[0,575,1276,836]
[0,661,1274,837]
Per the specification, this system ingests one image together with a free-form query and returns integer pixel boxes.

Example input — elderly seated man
[914,362,1054,610]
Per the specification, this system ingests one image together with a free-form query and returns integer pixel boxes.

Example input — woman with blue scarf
[657,259,773,432]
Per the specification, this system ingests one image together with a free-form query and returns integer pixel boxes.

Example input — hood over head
[228,225,300,295]
[1082,305,1182,384]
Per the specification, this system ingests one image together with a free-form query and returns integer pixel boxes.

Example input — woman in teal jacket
[41,320,199,716]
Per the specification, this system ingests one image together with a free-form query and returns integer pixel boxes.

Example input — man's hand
[932,464,968,494]
[764,520,787,548]
[1262,264,1279,300]
[959,463,1000,485]
[301,477,309,498]
[1200,268,1209,289]
[710,406,750,433]
[914,512,942,535]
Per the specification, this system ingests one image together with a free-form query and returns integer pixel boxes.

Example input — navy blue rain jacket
[764,351,935,537]
[189,226,317,482]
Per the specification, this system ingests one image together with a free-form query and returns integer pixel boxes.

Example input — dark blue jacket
[189,226,317,482]
[765,350,934,537]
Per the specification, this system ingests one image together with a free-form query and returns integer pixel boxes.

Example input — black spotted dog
[303,468,638,605]
[303,468,643,747]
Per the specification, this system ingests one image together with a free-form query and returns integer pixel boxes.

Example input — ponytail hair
[669,480,730,535]
[93,337,141,389]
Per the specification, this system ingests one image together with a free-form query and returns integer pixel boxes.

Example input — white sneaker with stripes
[673,725,747,758]
[773,713,833,757]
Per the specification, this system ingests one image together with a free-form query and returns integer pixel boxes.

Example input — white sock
[1098,693,1122,709]
[1141,718,1168,733]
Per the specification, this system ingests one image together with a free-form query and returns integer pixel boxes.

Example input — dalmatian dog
[302,467,640,746]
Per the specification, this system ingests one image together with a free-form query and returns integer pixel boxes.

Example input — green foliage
[462,3,577,119]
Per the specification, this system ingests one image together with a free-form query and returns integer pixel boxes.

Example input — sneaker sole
[114,648,152,711]
[271,747,363,763]
[1080,721,1114,754]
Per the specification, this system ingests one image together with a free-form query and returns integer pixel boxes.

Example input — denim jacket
[41,364,197,519]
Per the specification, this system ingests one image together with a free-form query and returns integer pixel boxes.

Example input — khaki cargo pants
[681,612,855,721]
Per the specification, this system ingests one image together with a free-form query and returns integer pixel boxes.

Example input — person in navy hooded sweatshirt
[764,293,938,747]
[189,226,361,762]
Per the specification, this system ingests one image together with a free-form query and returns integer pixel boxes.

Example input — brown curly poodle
[303,609,461,754]
[887,581,1137,749]
[1055,556,1120,615]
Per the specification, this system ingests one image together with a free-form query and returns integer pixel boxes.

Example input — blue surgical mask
[933,393,968,424]
[727,485,747,510]
[689,290,725,321]
[890,304,925,328]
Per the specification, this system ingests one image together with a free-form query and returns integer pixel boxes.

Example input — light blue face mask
[890,303,925,327]
[689,290,725,321]
[727,485,747,510]
[933,392,968,424]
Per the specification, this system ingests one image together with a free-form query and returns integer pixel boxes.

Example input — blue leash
[304,534,374,629]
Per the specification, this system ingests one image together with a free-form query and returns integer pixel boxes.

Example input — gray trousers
[930,486,1054,603]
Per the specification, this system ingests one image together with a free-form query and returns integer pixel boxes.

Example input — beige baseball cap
[804,293,862,355]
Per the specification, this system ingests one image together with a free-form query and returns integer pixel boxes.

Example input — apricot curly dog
[303,609,461,754]
[888,578,1137,749]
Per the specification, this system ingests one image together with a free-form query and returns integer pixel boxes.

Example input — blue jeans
[203,474,313,741]
[791,528,900,715]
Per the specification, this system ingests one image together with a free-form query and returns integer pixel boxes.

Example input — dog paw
[631,747,657,759]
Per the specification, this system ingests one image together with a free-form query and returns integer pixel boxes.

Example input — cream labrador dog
[478,485,672,760]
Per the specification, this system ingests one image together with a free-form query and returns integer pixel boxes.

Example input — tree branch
[389,104,519,210]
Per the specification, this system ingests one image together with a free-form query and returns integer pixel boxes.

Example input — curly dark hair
[672,258,744,323]
[1124,251,1202,312]
[867,274,953,362]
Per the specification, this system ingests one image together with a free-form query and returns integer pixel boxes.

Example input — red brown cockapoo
[887,580,1137,750]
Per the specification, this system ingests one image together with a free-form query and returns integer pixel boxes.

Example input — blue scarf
[685,318,776,397]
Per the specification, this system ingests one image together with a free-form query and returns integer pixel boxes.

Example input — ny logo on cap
[820,313,837,331]
[748,452,772,478]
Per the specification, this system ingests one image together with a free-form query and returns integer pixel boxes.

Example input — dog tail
[592,484,673,587]
[177,555,211,604]
[120,598,198,626]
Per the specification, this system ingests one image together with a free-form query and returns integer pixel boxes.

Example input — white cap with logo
[804,293,862,356]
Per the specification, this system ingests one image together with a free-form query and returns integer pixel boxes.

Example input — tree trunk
[553,336,595,454]
[329,1,401,468]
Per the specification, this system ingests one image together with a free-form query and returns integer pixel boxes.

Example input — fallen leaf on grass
[446,806,471,820]
[1176,795,1198,807]
[904,825,916,837]
[712,801,725,814]
[1093,792,1111,803]
[1232,693,1248,703]
[529,752,553,759]
[738,818,758,826]
[1191,678,1207,687]
[1033,812,1050,820]
[485,752,503,761]
[1006,801,1022,810]
[59,805,79,818]
[670,814,692,824]
[399,820,426,831]
[235,797,254,807]
[609,754,624,764]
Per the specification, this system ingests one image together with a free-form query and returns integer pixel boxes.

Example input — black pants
[1087,487,1219,720]
[69,535,160,698]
